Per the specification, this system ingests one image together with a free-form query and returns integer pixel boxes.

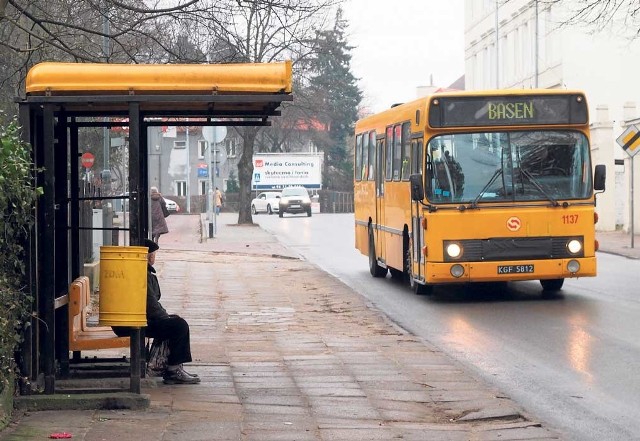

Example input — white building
[465,0,640,232]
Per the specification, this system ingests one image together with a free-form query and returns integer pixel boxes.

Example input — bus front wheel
[540,278,564,291]
[405,245,433,295]
[369,229,387,278]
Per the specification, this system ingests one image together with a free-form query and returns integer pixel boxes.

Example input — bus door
[375,137,385,259]
[410,138,424,281]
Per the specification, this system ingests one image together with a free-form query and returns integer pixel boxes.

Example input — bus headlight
[450,264,465,278]
[446,243,463,259]
[567,239,582,255]
[567,259,580,273]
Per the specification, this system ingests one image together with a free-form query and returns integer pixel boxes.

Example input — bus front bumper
[424,257,597,284]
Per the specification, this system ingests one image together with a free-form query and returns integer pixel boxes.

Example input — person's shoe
[163,368,201,384]
[179,365,199,378]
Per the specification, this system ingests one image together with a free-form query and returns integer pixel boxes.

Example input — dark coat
[150,193,169,236]
[147,264,169,322]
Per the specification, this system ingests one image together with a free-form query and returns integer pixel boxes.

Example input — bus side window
[355,134,362,181]
[401,122,411,180]
[385,127,393,181]
[411,140,417,174]
[368,131,376,180]
[393,124,402,181]
[362,132,369,180]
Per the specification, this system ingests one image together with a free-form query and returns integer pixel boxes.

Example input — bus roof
[355,89,588,132]
[26,61,292,95]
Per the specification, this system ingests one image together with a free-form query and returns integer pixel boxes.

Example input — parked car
[164,198,180,213]
[251,191,281,215]
[278,187,311,217]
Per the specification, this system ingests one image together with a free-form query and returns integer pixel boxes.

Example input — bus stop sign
[617,125,640,158]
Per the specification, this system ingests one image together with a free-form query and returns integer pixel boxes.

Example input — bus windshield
[426,130,593,204]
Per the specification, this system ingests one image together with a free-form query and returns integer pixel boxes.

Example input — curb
[14,393,150,411]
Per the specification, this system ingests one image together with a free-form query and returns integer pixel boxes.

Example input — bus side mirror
[594,164,606,191]
[410,174,424,201]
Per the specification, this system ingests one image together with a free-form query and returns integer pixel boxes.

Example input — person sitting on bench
[114,239,200,385]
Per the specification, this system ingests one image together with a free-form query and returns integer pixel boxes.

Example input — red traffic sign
[81,152,95,168]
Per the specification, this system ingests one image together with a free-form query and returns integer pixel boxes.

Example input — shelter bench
[67,275,145,392]
[68,276,129,353]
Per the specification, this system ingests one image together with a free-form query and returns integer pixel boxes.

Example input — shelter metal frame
[18,64,292,395]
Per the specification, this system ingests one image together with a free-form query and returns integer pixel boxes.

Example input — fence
[318,190,353,213]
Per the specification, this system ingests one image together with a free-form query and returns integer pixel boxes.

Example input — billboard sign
[252,154,322,190]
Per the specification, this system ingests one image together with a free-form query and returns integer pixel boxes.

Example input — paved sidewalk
[596,229,640,260]
[3,213,567,440]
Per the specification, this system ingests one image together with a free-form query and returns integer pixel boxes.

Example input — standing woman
[214,186,223,215]
[150,186,169,243]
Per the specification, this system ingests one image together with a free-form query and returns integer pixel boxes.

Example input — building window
[199,180,207,195]
[174,140,186,149]
[176,180,187,196]
[198,140,207,158]
[226,138,237,158]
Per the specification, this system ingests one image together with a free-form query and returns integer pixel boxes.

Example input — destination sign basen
[429,94,588,128]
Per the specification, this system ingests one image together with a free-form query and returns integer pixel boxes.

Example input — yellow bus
[354,89,606,295]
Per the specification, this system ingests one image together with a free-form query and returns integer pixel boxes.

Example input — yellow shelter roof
[26,61,292,95]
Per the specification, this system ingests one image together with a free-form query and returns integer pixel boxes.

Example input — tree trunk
[322,146,329,189]
[236,126,259,224]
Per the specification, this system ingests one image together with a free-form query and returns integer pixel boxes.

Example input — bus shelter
[18,61,292,394]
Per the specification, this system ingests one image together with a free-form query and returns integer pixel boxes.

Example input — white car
[164,198,180,212]
[251,191,281,215]
[278,187,311,217]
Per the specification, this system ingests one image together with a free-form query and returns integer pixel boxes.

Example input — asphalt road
[255,212,640,441]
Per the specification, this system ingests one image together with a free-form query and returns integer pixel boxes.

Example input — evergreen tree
[307,8,362,191]
[226,169,239,193]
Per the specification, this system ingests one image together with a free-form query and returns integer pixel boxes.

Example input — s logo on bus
[506,216,521,231]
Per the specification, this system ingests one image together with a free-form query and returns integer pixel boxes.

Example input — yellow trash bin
[98,246,148,327]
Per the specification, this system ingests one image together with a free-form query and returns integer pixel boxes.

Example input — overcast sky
[341,0,465,114]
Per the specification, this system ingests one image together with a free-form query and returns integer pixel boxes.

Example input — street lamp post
[102,1,112,246]
[186,123,190,213]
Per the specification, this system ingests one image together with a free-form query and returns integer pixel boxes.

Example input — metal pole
[212,132,217,237]
[632,156,635,248]
[129,328,141,393]
[102,2,112,246]
[495,0,500,88]
[534,0,539,88]
[206,139,213,222]
[186,124,190,213]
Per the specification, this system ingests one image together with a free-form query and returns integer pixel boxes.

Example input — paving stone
[1,215,560,441]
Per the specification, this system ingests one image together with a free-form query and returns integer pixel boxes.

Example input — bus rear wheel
[540,278,564,291]
[369,228,387,278]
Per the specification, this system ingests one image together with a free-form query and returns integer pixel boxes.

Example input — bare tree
[0,0,337,224]
[194,0,336,224]
[544,0,640,38]
[0,0,208,117]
